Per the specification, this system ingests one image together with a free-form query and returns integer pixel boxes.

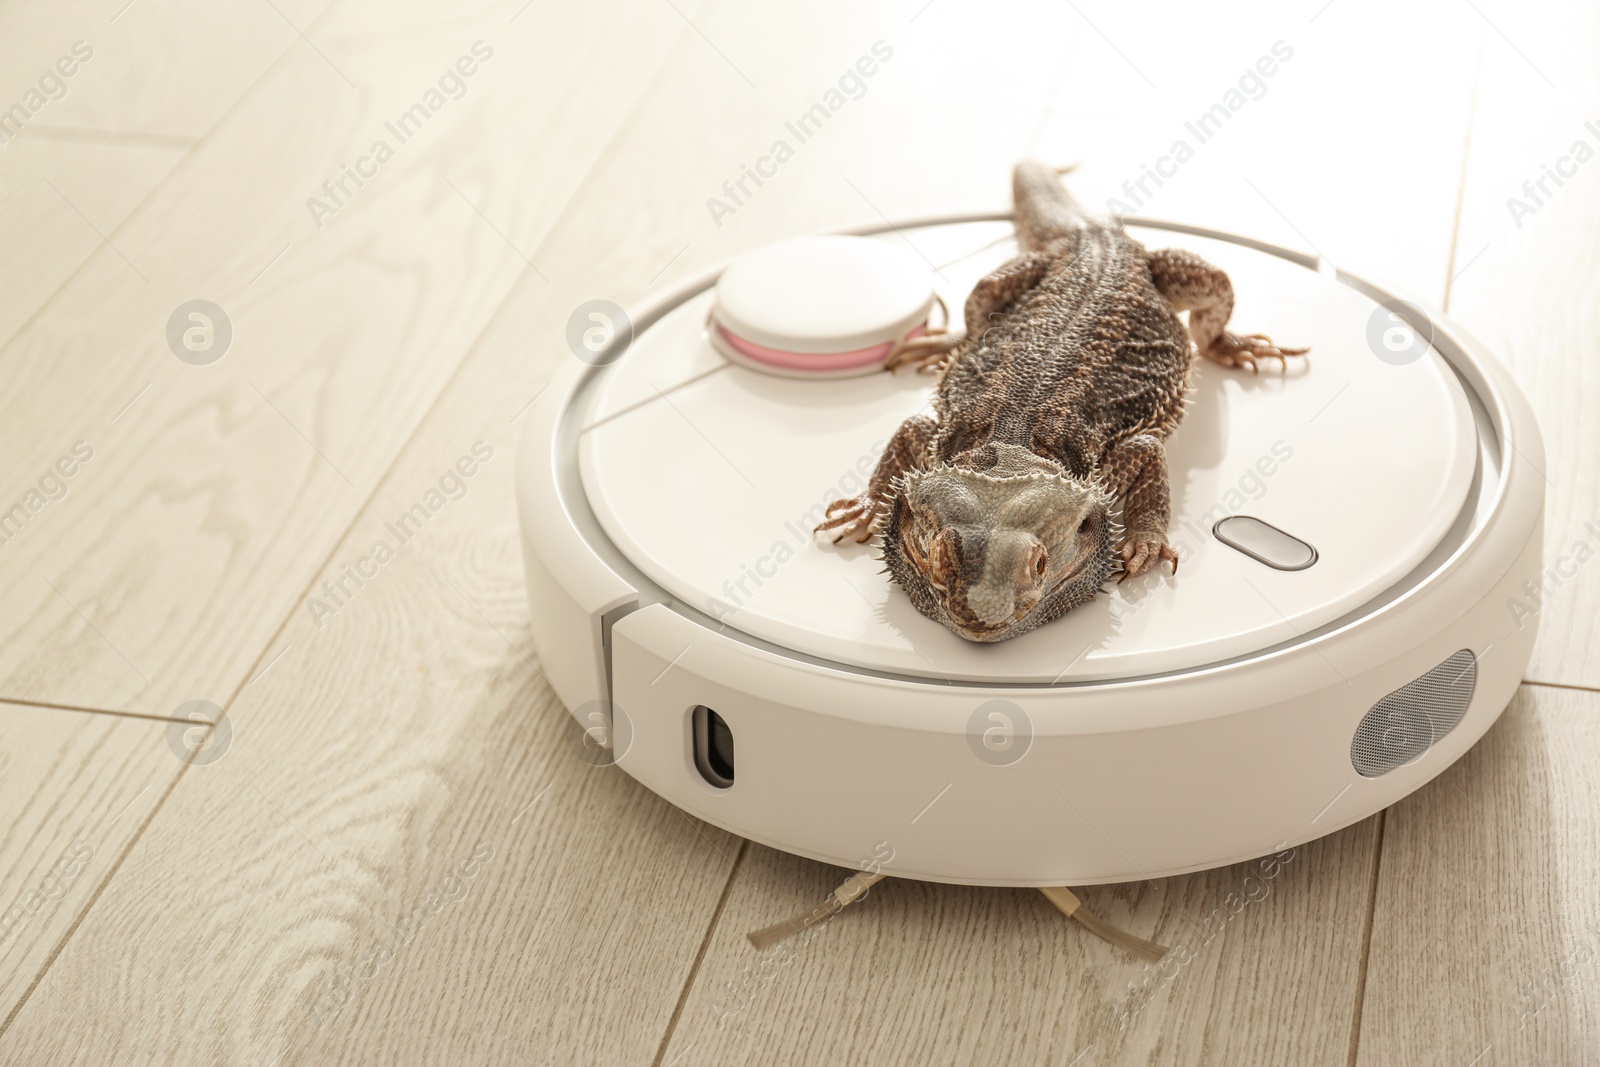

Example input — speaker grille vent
[1350,649,1477,778]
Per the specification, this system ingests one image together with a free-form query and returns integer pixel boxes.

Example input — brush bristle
[746,904,836,950]
[1069,907,1168,963]
[746,871,888,950]
[1039,886,1168,962]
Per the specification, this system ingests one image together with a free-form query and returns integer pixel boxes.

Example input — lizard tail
[1012,160,1100,251]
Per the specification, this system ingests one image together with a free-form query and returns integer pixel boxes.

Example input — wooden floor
[0,1,1595,1063]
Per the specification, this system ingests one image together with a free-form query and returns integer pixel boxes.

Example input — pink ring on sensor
[716,323,927,372]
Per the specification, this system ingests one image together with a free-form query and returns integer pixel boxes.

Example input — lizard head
[883,444,1115,642]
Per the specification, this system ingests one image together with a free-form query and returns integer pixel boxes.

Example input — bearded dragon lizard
[815,161,1306,643]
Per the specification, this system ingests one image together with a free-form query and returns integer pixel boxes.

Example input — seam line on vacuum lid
[582,361,730,435]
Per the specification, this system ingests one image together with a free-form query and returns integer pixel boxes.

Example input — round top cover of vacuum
[715,235,934,354]
[578,221,1476,684]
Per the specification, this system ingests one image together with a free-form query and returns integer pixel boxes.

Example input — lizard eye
[1033,551,1047,578]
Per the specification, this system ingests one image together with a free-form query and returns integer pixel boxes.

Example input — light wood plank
[660,827,1375,1066]
[0,702,181,1018]
[0,0,701,717]
[1356,684,1600,1064]
[0,2,744,1062]
[509,0,1096,285]
[0,0,312,141]
[0,135,187,352]
[1032,0,1484,304]
[0,0,332,348]
[1445,9,1600,689]
[0,677,743,1064]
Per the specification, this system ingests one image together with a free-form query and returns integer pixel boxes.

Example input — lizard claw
[886,330,962,374]
[814,496,879,544]
[1204,332,1308,374]
[1117,533,1179,581]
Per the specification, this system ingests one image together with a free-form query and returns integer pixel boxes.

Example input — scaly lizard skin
[815,161,1307,643]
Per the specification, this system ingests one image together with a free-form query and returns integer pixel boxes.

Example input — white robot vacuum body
[517,216,1544,886]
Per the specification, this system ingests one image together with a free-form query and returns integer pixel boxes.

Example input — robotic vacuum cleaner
[516,213,1545,886]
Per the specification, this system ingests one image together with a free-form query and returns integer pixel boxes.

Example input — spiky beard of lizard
[879,444,1119,643]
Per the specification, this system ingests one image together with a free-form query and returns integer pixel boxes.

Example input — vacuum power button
[1212,515,1318,571]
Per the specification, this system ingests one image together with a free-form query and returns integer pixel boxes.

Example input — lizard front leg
[815,414,936,544]
[887,252,1051,373]
[1101,434,1179,579]
[1146,247,1308,373]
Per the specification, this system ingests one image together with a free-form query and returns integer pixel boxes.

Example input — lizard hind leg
[887,251,1055,376]
[1146,247,1309,374]
[885,330,961,375]
[885,293,957,374]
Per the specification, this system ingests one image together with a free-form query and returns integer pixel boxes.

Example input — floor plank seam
[1344,810,1387,1067]
[0,758,192,1044]
[0,696,203,725]
[1522,679,1600,695]
[650,837,750,1067]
